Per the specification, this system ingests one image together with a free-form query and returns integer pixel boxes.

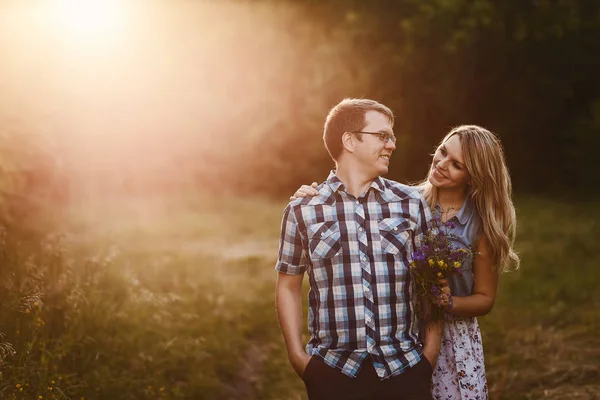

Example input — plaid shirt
[276,171,432,379]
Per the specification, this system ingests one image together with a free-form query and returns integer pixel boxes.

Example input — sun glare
[49,0,125,40]
[0,0,316,198]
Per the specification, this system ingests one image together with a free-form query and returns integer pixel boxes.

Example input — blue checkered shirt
[276,171,432,379]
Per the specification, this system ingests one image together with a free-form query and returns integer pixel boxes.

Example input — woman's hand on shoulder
[290,182,319,200]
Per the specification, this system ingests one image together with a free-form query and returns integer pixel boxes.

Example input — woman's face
[428,134,471,192]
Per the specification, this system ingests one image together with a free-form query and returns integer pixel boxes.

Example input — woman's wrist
[444,294,454,312]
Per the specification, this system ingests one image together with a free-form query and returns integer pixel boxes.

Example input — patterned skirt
[431,315,488,400]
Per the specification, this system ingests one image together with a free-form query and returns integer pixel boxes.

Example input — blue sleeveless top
[434,198,482,297]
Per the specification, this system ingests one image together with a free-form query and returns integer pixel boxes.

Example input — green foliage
[222,0,600,195]
[0,191,598,399]
[0,2,599,398]
[3,1,598,198]
[0,217,276,399]
[479,195,600,399]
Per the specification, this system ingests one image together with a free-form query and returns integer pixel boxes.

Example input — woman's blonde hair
[417,125,520,273]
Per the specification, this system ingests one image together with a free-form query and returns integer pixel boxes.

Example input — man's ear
[342,132,355,153]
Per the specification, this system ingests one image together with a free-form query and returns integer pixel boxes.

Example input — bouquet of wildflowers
[409,212,474,322]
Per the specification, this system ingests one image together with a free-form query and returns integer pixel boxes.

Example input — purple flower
[445,221,456,229]
[412,251,425,261]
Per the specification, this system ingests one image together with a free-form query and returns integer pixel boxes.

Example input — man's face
[353,110,396,177]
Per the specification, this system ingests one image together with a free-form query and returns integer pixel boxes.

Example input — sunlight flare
[48,0,126,39]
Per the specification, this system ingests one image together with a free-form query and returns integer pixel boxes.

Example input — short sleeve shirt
[276,171,432,379]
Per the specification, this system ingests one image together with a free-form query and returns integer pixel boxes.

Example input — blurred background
[0,0,598,399]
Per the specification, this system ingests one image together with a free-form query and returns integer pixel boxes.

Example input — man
[275,98,440,400]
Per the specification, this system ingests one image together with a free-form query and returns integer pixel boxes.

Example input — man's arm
[276,272,311,377]
[275,204,311,377]
[414,191,440,368]
[421,320,442,369]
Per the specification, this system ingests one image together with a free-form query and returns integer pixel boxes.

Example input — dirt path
[223,342,270,400]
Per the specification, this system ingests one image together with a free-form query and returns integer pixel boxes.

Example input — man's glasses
[350,131,397,144]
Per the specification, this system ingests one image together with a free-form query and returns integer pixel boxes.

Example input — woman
[292,125,520,399]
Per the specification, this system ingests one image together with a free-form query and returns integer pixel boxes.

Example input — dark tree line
[234,0,600,196]
[2,0,599,219]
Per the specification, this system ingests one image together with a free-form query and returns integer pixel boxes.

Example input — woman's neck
[437,188,467,210]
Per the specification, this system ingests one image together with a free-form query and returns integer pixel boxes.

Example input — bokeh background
[0,1,598,399]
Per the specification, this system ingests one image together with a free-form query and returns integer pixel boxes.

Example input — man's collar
[316,170,402,204]
[326,171,344,194]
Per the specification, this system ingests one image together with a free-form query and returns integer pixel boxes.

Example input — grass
[0,193,598,399]
[481,195,600,400]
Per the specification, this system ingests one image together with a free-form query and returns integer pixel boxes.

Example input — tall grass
[0,194,598,399]
[0,195,280,400]
[481,195,600,400]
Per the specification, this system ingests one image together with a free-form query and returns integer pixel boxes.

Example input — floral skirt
[431,315,488,400]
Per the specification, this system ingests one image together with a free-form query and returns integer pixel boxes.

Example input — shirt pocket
[378,218,411,255]
[307,221,342,260]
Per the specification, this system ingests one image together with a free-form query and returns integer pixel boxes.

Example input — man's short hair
[323,98,394,161]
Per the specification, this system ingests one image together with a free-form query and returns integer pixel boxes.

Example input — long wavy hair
[416,125,520,273]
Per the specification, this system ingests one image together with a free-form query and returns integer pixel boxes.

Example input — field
[0,194,598,400]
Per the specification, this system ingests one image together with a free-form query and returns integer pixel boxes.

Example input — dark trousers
[302,356,433,400]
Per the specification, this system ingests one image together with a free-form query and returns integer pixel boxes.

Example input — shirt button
[364,287,370,293]
[361,256,367,262]
[393,227,398,231]
[356,201,360,205]
[358,227,363,232]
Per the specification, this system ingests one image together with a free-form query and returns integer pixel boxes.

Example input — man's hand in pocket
[290,352,313,378]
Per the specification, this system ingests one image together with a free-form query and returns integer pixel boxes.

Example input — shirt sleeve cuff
[275,261,307,275]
